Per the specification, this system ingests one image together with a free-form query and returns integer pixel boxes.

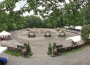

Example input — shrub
[26,43,32,56]
[47,43,52,55]
[24,43,28,47]
[22,42,33,57]
[81,24,90,43]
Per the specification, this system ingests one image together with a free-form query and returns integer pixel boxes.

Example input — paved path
[0,46,90,65]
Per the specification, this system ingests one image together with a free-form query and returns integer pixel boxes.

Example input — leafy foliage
[83,0,90,24]
[47,43,52,55]
[26,43,32,56]
[63,1,85,26]
[24,15,43,28]
[23,42,32,57]
[0,0,89,31]
[81,24,90,41]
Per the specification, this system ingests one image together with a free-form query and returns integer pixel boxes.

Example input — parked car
[0,57,7,65]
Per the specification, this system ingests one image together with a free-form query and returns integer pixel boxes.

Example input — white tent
[66,35,81,42]
[75,26,82,30]
[0,31,11,36]
[64,26,70,29]
[0,31,11,40]
[0,46,7,54]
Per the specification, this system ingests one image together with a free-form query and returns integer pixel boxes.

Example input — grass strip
[4,50,20,56]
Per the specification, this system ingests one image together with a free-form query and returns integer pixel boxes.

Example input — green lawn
[62,45,89,55]
[4,50,20,56]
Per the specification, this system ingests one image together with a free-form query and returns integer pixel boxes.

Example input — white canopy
[70,25,74,28]
[0,46,7,54]
[66,35,81,42]
[0,31,11,36]
[75,26,82,30]
[64,26,70,28]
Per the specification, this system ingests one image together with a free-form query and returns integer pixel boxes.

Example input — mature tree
[0,12,8,31]
[0,0,88,17]
[43,9,64,28]
[63,0,85,26]
[0,0,89,31]
[83,0,90,24]
[0,0,24,31]
[26,0,65,17]
[24,15,43,28]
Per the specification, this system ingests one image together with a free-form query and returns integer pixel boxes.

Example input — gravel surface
[0,29,89,65]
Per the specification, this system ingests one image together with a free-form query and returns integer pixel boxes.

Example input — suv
[0,57,7,65]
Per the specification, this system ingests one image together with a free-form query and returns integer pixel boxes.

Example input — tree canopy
[81,24,90,42]
[0,0,89,31]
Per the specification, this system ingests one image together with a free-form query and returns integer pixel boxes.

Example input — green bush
[23,42,33,57]
[24,43,28,47]
[26,43,33,56]
[47,43,52,55]
[81,24,90,42]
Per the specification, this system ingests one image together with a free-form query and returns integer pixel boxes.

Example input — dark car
[0,57,7,65]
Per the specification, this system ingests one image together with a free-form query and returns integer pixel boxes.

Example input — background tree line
[0,0,89,31]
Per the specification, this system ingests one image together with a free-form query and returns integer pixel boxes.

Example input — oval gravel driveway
[2,29,90,65]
